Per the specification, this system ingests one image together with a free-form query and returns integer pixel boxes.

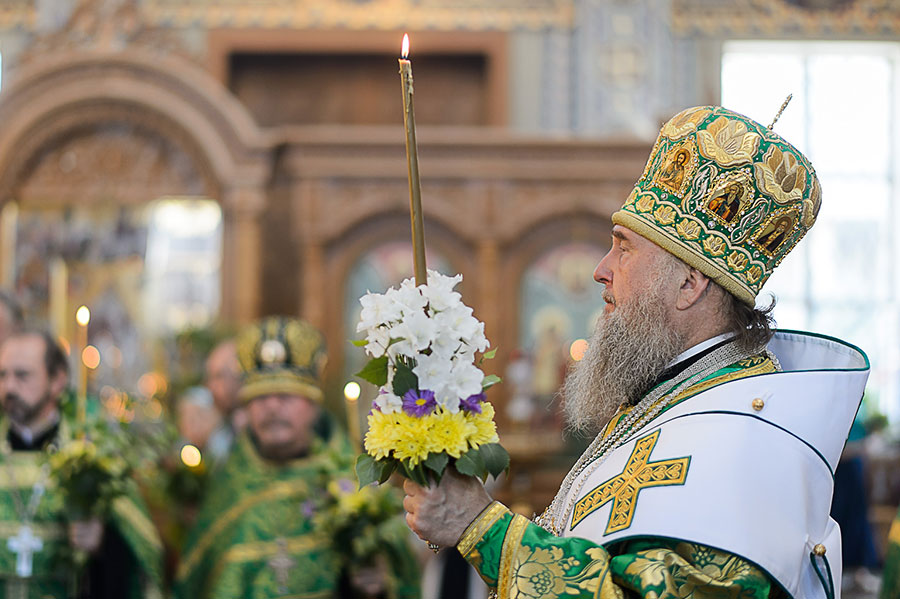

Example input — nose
[593,250,613,286]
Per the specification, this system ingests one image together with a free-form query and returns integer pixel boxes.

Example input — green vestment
[459,354,790,599]
[0,423,163,599]
[881,511,900,599]
[175,429,420,599]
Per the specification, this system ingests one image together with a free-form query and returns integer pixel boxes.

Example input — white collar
[667,333,736,369]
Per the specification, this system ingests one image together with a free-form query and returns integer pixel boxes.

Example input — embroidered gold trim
[457,501,508,558]
[571,430,690,533]
[176,479,310,579]
[498,515,529,599]
[113,495,163,550]
[222,535,325,563]
[671,358,776,405]
[889,519,900,545]
[0,521,64,540]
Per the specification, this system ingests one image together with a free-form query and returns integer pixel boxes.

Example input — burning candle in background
[75,305,91,426]
[0,202,18,288]
[399,33,427,286]
[343,381,362,448]
[49,257,68,340]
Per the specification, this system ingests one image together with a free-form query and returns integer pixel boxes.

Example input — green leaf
[377,459,398,484]
[479,443,511,479]
[423,452,449,480]
[400,460,429,486]
[355,356,389,387]
[482,374,502,390]
[356,454,379,487]
[482,348,498,360]
[454,448,487,481]
[387,337,405,347]
[392,360,419,397]
[350,339,369,347]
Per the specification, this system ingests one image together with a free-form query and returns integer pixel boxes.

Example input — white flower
[413,352,453,394]
[423,270,463,311]
[358,291,402,332]
[364,326,390,358]
[430,329,461,360]
[388,280,428,316]
[433,383,461,413]
[448,360,485,400]
[434,304,481,342]
[402,309,438,351]
[374,389,403,414]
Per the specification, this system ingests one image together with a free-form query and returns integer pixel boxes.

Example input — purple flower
[301,500,316,519]
[402,389,437,417]
[460,393,485,413]
[337,478,355,494]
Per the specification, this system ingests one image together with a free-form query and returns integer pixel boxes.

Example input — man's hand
[403,468,493,548]
[68,518,104,554]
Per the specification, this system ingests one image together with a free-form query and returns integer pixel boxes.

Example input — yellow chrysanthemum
[426,409,473,459]
[364,411,399,460]
[468,403,500,448]
[391,413,433,466]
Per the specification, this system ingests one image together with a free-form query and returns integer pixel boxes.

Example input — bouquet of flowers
[354,270,509,486]
[48,437,131,521]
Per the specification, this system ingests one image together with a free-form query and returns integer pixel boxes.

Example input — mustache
[258,419,292,429]
[3,393,22,405]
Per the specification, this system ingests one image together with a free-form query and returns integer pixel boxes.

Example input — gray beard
[562,285,686,435]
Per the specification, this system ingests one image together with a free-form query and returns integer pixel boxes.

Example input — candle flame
[75,305,90,326]
[401,33,410,59]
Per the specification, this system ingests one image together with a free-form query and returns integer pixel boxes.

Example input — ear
[48,370,68,400]
[675,267,711,311]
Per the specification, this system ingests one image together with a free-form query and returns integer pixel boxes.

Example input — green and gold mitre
[613,105,822,306]
[236,317,328,403]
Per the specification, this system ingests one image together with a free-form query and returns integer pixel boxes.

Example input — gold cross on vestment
[571,430,690,533]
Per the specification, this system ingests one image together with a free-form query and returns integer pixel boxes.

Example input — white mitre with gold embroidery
[559,330,868,599]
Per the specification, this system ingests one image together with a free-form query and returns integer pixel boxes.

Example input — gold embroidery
[670,357,776,405]
[0,521,64,540]
[696,116,760,167]
[653,142,698,198]
[571,430,689,533]
[222,535,326,563]
[113,495,163,550]
[498,515,529,599]
[176,479,310,579]
[457,502,508,558]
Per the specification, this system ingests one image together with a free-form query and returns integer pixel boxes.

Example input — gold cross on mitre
[572,430,690,534]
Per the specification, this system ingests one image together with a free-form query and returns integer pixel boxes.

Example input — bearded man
[0,330,163,598]
[403,106,869,599]
[176,317,420,599]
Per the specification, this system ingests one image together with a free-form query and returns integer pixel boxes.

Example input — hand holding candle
[399,34,427,286]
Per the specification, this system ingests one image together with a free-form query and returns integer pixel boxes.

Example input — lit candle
[343,381,362,448]
[399,33,427,286]
[49,258,68,338]
[0,202,18,288]
[75,305,90,426]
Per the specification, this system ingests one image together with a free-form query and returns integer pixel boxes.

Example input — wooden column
[221,184,265,324]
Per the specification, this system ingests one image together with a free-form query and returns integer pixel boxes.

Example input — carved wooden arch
[1,100,219,206]
[317,209,476,384]
[309,180,490,250]
[0,49,266,204]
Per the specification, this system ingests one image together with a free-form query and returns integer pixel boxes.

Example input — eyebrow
[612,229,628,242]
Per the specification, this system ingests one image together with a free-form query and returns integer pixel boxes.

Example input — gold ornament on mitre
[237,317,328,403]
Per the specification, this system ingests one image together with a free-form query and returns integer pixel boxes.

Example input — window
[722,41,900,418]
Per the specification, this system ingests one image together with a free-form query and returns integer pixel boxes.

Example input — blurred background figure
[175,317,420,599]
[203,339,246,466]
[175,386,221,454]
[0,330,162,598]
[0,290,24,348]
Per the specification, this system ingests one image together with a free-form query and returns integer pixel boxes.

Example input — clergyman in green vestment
[0,330,163,599]
[176,317,420,599]
[401,106,868,599]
